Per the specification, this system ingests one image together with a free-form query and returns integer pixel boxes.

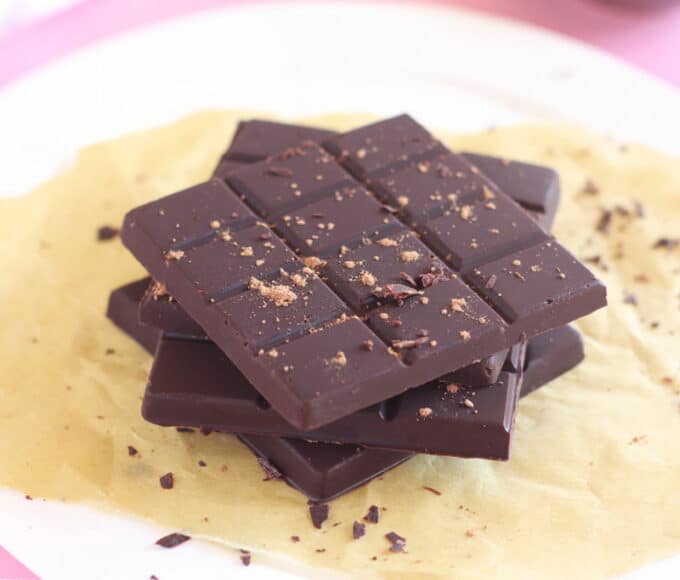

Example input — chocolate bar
[139,120,561,385]
[143,326,582,458]
[121,115,605,429]
[211,119,560,231]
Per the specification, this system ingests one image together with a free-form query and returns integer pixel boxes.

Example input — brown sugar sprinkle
[362,339,375,351]
[343,260,356,269]
[328,351,348,367]
[459,205,474,220]
[450,298,467,312]
[419,296,430,304]
[356,148,367,159]
[249,277,297,307]
[377,237,399,247]
[159,472,175,490]
[378,312,390,320]
[446,383,460,393]
[393,337,430,350]
[429,340,438,347]
[512,259,522,267]
[418,407,433,418]
[422,486,442,496]
[165,249,185,261]
[240,246,254,257]
[152,281,169,300]
[267,349,279,358]
[459,330,471,341]
[513,271,526,281]
[400,250,420,262]
[397,195,409,207]
[530,265,542,273]
[417,161,430,173]
[483,186,496,200]
[463,398,475,409]
[209,219,221,229]
[303,256,326,269]
[361,271,377,286]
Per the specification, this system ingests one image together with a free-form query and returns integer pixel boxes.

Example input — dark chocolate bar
[121,115,605,429]
[143,326,582,458]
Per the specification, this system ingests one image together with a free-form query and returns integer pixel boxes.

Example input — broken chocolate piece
[156,533,190,548]
[353,521,366,539]
[364,505,380,524]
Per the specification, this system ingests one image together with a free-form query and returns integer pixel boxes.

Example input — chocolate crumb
[581,179,600,195]
[353,521,366,539]
[97,225,119,241]
[165,249,185,261]
[422,486,442,496]
[159,472,174,490]
[105,348,115,355]
[257,457,283,481]
[596,209,612,234]
[385,532,406,553]
[364,505,380,524]
[309,502,330,529]
[418,407,433,418]
[156,533,190,548]
[127,445,138,456]
[198,460,206,467]
[291,535,300,543]
[653,238,679,250]
[624,293,638,306]
[240,550,251,566]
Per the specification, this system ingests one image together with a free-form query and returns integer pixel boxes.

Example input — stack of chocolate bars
[107,115,606,502]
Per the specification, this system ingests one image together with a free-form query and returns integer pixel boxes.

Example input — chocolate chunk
[122,116,604,430]
[239,550,251,566]
[97,225,120,241]
[156,533,190,548]
[159,472,174,489]
[127,445,138,456]
[385,531,406,552]
[309,502,330,529]
[653,238,679,250]
[364,505,380,524]
[353,521,366,539]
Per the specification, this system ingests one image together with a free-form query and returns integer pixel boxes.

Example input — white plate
[1,3,679,578]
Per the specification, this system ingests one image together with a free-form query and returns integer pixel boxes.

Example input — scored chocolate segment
[228,143,354,218]
[238,435,411,502]
[323,114,446,179]
[460,152,560,230]
[122,115,604,430]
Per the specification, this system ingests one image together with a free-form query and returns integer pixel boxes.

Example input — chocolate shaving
[159,472,174,489]
[373,283,424,302]
[257,456,283,481]
[653,238,679,250]
[417,267,447,289]
[97,225,120,241]
[596,209,612,234]
[391,336,430,350]
[240,550,251,566]
[422,486,442,496]
[399,271,418,288]
[353,521,366,539]
[385,531,406,553]
[156,533,190,548]
[267,166,293,177]
[127,445,138,456]
[309,502,330,529]
[364,505,380,524]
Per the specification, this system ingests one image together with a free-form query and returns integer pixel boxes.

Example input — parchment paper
[0,111,678,579]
